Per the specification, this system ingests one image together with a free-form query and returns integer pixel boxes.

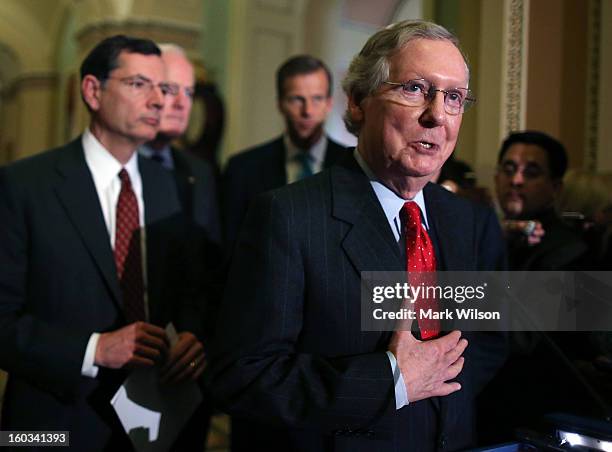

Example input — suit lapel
[54,138,122,305]
[331,156,404,276]
[424,183,472,271]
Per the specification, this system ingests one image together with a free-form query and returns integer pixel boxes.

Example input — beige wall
[526,0,588,170]
[13,75,57,158]
[597,0,612,171]
[223,0,306,163]
[473,0,505,190]
[451,0,481,167]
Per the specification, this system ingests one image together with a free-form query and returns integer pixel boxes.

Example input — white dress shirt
[354,149,431,410]
[80,128,146,378]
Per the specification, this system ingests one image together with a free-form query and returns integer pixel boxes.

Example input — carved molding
[1,72,58,98]
[585,0,601,171]
[504,0,526,135]
[76,19,201,57]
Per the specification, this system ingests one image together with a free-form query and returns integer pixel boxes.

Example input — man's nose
[510,170,524,186]
[171,92,186,110]
[149,86,164,110]
[419,91,446,127]
[301,99,313,117]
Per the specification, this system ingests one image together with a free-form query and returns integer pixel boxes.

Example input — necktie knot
[118,168,132,187]
[400,201,421,235]
[295,152,313,180]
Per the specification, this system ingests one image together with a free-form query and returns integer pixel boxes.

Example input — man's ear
[81,75,102,111]
[347,94,364,123]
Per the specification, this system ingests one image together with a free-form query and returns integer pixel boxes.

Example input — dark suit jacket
[209,154,507,452]
[171,148,221,247]
[507,209,587,271]
[0,138,205,451]
[222,135,347,249]
[169,148,224,341]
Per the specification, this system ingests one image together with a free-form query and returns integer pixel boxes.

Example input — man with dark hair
[222,54,346,249]
[495,130,586,269]
[478,132,591,443]
[210,21,506,451]
[0,35,206,450]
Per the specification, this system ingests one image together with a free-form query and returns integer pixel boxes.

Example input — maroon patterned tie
[114,169,145,322]
[401,201,440,339]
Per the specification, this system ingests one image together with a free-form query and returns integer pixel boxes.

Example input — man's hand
[389,330,467,402]
[159,332,206,384]
[95,322,169,369]
[502,220,545,246]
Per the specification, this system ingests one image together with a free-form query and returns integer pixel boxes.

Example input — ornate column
[501,0,529,135]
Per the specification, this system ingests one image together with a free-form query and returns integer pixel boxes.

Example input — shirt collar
[283,132,327,166]
[82,127,140,188]
[354,148,429,229]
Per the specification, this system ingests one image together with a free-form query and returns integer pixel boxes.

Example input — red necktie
[401,201,440,339]
[114,169,145,322]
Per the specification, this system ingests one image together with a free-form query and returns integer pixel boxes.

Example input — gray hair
[157,43,188,58]
[341,20,468,136]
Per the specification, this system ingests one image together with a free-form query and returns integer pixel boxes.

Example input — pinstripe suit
[209,154,507,451]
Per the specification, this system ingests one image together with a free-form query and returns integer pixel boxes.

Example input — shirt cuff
[386,350,409,409]
[81,333,100,378]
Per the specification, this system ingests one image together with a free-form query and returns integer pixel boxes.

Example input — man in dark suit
[210,21,506,452]
[494,130,587,270]
[0,35,206,450]
[222,55,347,249]
[140,44,221,245]
[140,43,221,451]
[477,131,591,443]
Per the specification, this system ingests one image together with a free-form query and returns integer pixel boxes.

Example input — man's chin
[502,200,524,219]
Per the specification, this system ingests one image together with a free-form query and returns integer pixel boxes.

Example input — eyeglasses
[104,75,175,96]
[165,83,195,99]
[383,78,476,115]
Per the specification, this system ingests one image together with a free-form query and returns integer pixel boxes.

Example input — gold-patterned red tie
[114,169,145,322]
[401,201,440,339]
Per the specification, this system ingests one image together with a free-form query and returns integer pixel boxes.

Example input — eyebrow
[132,74,152,82]
[401,74,470,88]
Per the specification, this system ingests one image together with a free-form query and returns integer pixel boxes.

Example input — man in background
[140,42,221,451]
[0,35,206,450]
[222,55,346,249]
[495,130,586,270]
[140,44,221,245]
[478,131,592,444]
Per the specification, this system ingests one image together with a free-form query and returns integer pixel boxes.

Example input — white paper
[110,323,203,452]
